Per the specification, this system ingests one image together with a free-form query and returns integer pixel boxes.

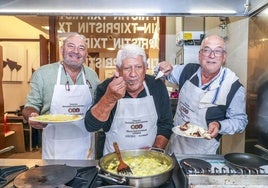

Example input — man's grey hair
[116,44,147,68]
[200,35,227,51]
[63,33,87,46]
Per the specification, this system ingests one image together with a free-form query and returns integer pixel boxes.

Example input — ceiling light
[260,38,268,42]
[189,9,237,15]
[41,26,49,30]
[42,26,63,33]
[137,26,145,31]
[1,8,161,15]
[107,47,115,51]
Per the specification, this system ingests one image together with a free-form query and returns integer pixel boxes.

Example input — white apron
[103,82,158,155]
[167,72,219,155]
[42,65,94,159]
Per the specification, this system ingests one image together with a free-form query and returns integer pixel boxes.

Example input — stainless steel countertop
[0,154,222,168]
[0,158,98,168]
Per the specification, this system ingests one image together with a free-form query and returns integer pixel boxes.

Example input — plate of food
[29,114,83,124]
[172,122,211,139]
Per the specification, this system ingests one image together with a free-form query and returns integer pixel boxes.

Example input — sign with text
[58,16,159,50]
[58,16,160,69]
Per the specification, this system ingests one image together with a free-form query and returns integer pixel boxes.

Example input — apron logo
[130,124,143,129]
[180,106,189,114]
[68,108,80,113]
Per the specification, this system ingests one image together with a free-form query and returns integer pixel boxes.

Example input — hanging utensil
[113,142,133,175]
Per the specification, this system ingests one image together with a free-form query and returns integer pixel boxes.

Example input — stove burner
[13,165,77,187]
[0,165,28,188]
[180,158,211,174]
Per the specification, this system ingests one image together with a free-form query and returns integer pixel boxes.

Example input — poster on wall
[1,42,40,82]
[2,45,25,82]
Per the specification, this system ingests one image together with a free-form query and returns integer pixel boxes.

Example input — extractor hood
[0,0,267,17]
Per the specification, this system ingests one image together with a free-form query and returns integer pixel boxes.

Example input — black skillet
[224,153,268,169]
[13,165,77,188]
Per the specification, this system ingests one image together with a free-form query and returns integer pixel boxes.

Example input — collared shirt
[24,62,100,115]
[167,63,248,135]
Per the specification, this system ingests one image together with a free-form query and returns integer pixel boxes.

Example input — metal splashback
[0,0,267,16]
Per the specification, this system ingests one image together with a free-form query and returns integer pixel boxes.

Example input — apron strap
[58,63,87,85]
[81,66,87,84]
[56,64,63,85]
[143,81,150,96]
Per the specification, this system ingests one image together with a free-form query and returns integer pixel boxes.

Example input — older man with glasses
[158,35,248,155]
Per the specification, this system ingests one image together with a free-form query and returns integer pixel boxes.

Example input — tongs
[113,142,133,176]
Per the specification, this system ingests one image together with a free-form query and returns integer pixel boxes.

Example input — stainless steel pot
[98,149,175,188]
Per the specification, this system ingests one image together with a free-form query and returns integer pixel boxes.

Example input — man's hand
[28,112,47,129]
[158,61,173,76]
[207,121,220,138]
[105,75,126,103]
[90,72,127,122]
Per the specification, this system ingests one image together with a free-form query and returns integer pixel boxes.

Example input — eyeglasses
[200,47,226,57]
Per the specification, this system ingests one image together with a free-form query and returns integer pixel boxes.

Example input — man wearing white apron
[22,33,100,159]
[169,68,241,154]
[42,64,93,159]
[84,44,173,156]
[103,82,157,154]
[158,35,248,155]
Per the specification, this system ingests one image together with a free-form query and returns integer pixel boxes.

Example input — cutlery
[113,142,133,175]
[155,70,164,79]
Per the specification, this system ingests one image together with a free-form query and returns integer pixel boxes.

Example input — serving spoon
[113,142,133,176]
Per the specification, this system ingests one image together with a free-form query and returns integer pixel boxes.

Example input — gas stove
[175,154,268,188]
[0,158,180,188]
[1,154,267,188]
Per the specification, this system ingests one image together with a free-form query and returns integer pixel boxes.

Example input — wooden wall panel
[0,46,4,123]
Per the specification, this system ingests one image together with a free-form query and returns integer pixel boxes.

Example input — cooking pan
[224,153,268,169]
[98,149,175,188]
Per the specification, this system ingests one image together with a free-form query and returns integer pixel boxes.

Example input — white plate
[172,124,210,139]
[29,114,83,124]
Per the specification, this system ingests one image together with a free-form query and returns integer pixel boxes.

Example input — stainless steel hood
[0,0,266,17]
